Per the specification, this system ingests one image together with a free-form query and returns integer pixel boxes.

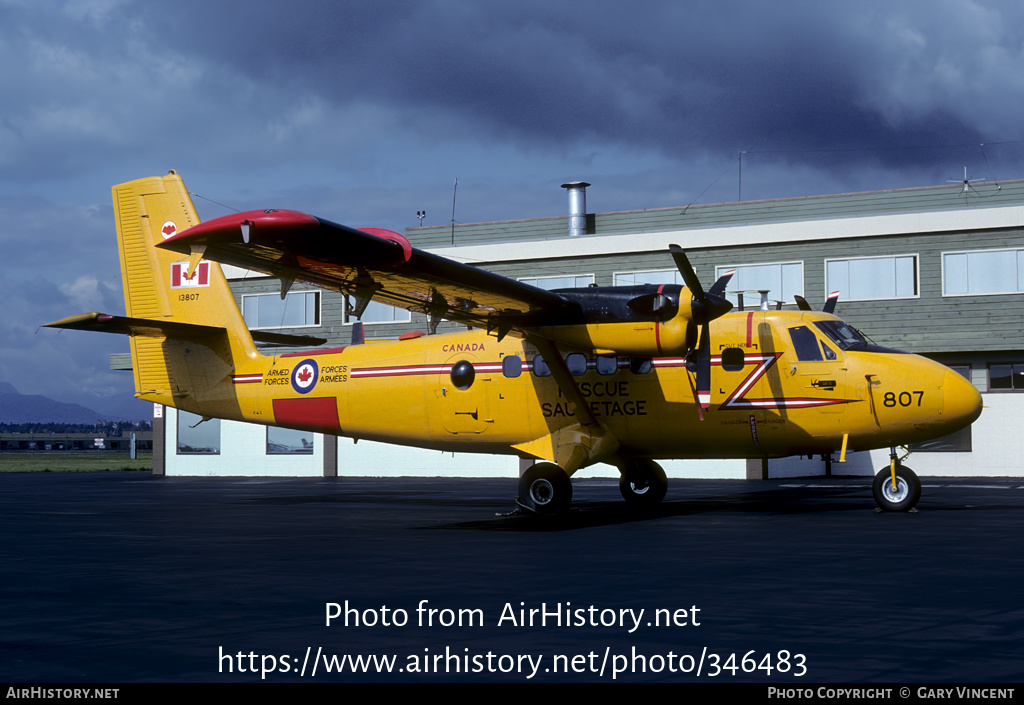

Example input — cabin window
[721,347,745,371]
[596,355,618,375]
[826,255,918,301]
[242,290,321,329]
[789,326,824,362]
[267,427,314,455]
[450,360,475,390]
[566,353,588,376]
[821,341,837,361]
[502,355,523,378]
[943,248,1024,296]
[814,320,866,350]
[176,410,221,455]
[630,357,652,374]
[715,261,802,307]
[532,355,551,377]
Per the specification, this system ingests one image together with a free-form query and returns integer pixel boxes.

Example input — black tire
[518,462,572,515]
[618,459,668,507]
[872,464,921,512]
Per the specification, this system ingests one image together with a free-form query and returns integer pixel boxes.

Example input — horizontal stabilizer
[45,312,326,347]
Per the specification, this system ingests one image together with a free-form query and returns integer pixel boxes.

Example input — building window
[177,410,220,455]
[614,270,682,286]
[826,255,917,301]
[345,299,411,324]
[520,274,595,290]
[943,248,1024,295]
[715,261,802,306]
[242,291,320,329]
[267,427,314,455]
[989,363,1024,391]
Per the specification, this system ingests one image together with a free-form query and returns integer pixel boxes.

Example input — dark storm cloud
[105,0,1024,173]
[5,0,1024,402]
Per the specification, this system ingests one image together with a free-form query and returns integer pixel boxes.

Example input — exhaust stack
[561,181,590,237]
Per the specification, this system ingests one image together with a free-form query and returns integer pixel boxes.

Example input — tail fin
[110,171,258,410]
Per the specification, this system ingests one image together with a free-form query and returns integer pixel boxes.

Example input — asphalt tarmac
[2,472,1023,683]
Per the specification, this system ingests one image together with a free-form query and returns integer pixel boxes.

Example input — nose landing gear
[872,447,921,512]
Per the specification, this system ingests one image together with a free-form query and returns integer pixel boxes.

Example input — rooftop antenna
[738,150,746,202]
[450,178,457,245]
[948,166,985,195]
[416,210,426,226]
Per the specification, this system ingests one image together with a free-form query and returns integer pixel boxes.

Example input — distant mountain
[0,383,150,424]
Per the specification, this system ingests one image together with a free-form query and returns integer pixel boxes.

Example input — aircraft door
[438,352,491,434]
[786,325,848,442]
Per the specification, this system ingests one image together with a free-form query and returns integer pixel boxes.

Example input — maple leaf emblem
[297,367,313,384]
[162,223,177,237]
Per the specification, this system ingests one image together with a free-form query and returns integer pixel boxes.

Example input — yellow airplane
[47,172,983,515]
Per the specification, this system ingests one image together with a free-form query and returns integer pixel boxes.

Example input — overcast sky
[5,0,1024,408]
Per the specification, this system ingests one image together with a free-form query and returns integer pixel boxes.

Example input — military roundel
[291,359,319,394]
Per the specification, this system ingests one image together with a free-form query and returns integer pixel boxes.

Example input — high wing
[158,209,579,337]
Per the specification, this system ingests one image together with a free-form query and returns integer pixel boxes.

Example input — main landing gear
[516,459,671,516]
[517,462,573,515]
[618,459,668,507]
[872,448,921,512]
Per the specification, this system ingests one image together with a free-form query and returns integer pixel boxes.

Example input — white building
[132,179,1024,479]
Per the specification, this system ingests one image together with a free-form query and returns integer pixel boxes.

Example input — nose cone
[943,370,983,430]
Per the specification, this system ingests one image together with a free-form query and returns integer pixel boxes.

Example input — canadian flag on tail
[170,261,210,288]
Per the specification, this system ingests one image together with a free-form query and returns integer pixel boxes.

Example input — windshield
[814,320,867,350]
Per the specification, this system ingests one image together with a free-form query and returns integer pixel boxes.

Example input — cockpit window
[789,326,823,361]
[814,320,867,350]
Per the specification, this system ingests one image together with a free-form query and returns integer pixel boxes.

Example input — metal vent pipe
[561,181,590,237]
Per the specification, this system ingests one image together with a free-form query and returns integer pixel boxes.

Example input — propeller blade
[794,295,812,311]
[708,268,736,298]
[669,244,705,302]
[695,324,711,410]
[823,291,839,314]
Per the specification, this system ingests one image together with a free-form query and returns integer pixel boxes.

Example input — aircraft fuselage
[193,309,981,469]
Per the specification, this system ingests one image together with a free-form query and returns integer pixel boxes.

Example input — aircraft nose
[943,369,983,429]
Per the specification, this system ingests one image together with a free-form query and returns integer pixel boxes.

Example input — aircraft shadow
[428,485,875,532]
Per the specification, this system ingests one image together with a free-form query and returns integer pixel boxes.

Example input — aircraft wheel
[518,463,572,515]
[619,459,668,507]
[872,464,921,512]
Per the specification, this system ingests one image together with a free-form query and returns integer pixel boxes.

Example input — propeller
[795,291,839,314]
[668,245,735,415]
